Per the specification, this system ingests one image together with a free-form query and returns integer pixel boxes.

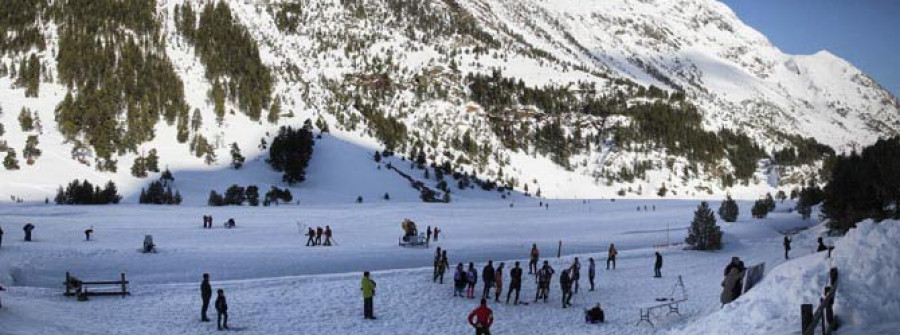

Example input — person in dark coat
[587,258,596,291]
[506,261,522,305]
[585,303,605,323]
[84,227,93,241]
[560,269,573,308]
[482,261,495,299]
[201,273,212,322]
[468,299,494,335]
[570,257,581,293]
[215,289,228,330]
[493,262,504,302]
[817,237,828,252]
[0,225,5,249]
[433,247,443,282]
[654,252,663,278]
[723,257,746,299]
[315,227,323,246]
[435,250,449,284]
[324,226,333,246]
[535,261,555,303]
[305,227,315,246]
[23,223,34,242]
[426,226,432,243]
[783,236,792,259]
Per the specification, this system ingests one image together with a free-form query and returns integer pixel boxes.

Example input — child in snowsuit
[215,289,228,330]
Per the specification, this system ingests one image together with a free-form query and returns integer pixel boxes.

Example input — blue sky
[720,0,899,97]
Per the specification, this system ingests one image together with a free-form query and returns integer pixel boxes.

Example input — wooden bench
[64,272,130,298]
[636,275,688,327]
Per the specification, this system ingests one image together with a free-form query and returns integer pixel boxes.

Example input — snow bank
[672,220,900,334]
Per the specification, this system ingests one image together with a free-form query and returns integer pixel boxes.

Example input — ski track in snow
[0,199,843,334]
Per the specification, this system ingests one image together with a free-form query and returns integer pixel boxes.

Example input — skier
[23,223,34,242]
[723,257,746,299]
[454,263,466,297]
[305,227,315,247]
[606,244,617,270]
[506,261,522,305]
[535,261,554,303]
[433,247,443,282]
[587,258,596,291]
[467,299,494,335]
[361,271,377,320]
[654,252,663,278]
[783,235,792,259]
[482,261,495,299]
[215,289,229,330]
[560,269,573,308]
[494,262,504,302]
[436,251,449,284]
[315,226,323,246]
[84,227,93,241]
[426,226,432,243]
[720,268,742,306]
[570,257,581,293]
[529,244,539,275]
[433,226,440,241]
[201,273,212,322]
[466,263,478,299]
[324,226,333,246]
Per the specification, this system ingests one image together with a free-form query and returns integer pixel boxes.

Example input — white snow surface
[2,200,894,334]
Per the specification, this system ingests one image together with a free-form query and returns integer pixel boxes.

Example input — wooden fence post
[121,272,127,296]
[801,303,813,335]
[557,240,562,258]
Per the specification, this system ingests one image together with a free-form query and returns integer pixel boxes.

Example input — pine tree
[230,142,245,169]
[246,185,259,206]
[4,149,20,170]
[776,190,787,203]
[267,95,281,124]
[131,155,148,178]
[751,199,769,219]
[18,107,34,131]
[22,135,41,162]
[174,190,183,205]
[718,195,739,222]
[764,193,776,212]
[191,108,203,131]
[657,184,668,197]
[685,201,722,250]
[160,168,175,185]
[146,149,160,172]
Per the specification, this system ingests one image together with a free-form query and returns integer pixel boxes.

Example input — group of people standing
[305,226,334,246]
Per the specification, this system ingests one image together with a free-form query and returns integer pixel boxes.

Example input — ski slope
[3,199,890,334]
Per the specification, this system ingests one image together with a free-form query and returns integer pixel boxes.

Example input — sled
[399,233,429,248]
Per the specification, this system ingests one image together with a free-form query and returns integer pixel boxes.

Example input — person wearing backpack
[454,263,466,297]
[361,271,377,319]
[535,261,555,303]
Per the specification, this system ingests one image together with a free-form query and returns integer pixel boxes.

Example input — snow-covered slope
[0,0,896,203]
[673,219,900,334]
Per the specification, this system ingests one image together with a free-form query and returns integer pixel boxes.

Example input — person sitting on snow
[585,303,605,323]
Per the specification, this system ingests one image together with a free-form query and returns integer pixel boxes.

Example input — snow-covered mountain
[0,0,897,202]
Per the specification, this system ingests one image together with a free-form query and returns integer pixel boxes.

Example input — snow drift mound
[672,220,900,335]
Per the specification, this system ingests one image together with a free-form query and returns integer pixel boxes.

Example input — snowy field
[0,199,893,334]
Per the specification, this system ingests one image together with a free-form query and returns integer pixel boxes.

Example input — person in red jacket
[468,298,494,335]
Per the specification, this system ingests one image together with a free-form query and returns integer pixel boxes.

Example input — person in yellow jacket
[361,271,377,319]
